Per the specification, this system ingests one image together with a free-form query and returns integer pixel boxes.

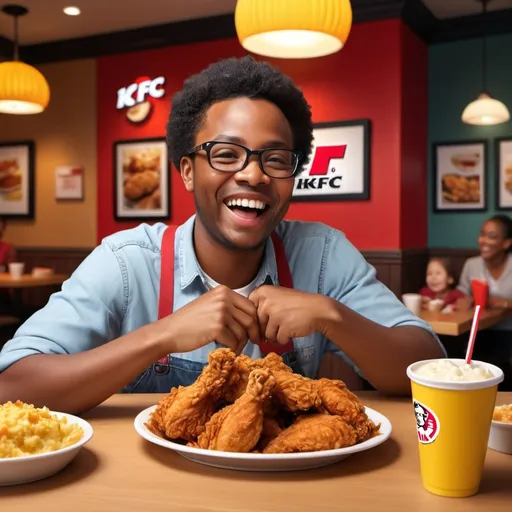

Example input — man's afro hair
[166,56,313,171]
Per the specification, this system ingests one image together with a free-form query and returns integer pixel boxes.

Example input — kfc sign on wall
[116,76,166,124]
[293,119,371,202]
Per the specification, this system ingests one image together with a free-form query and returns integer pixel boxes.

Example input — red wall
[97,19,426,249]
[399,24,428,249]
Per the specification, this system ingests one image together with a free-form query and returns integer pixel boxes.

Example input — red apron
[155,225,294,367]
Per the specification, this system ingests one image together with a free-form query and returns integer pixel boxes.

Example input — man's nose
[234,158,270,187]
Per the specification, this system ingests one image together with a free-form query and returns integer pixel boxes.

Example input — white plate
[134,405,392,472]
[0,412,93,486]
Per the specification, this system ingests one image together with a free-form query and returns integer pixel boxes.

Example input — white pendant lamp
[234,0,353,59]
[0,4,50,114]
[461,0,509,125]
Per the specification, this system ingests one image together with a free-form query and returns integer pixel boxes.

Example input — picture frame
[113,137,170,221]
[432,140,487,212]
[0,140,35,219]
[292,119,371,202]
[55,166,84,201]
[495,137,512,211]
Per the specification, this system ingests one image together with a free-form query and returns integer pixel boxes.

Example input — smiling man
[0,57,445,413]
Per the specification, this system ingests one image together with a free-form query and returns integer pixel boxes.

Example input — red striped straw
[465,305,482,364]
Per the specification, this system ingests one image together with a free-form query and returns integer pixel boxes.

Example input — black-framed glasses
[187,141,302,179]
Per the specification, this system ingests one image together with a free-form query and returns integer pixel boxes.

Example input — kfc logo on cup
[116,76,166,124]
[292,120,370,202]
[413,399,440,444]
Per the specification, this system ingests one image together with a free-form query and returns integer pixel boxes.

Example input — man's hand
[248,285,338,345]
[165,286,261,354]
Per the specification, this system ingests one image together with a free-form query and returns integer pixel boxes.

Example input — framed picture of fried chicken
[0,140,35,219]
[433,140,487,212]
[495,137,512,211]
[114,138,170,221]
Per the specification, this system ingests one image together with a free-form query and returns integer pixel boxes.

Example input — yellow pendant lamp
[234,0,352,59]
[0,4,50,114]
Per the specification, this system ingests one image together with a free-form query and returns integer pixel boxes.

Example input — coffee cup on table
[8,262,25,279]
[402,293,422,316]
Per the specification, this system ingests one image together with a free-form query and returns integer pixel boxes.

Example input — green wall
[428,33,512,248]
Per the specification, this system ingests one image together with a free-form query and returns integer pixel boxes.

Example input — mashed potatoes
[493,404,512,424]
[0,400,83,458]
[414,359,493,382]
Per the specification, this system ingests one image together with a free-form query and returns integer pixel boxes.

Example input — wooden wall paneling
[16,247,91,310]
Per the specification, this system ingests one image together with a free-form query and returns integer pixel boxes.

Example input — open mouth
[224,198,270,219]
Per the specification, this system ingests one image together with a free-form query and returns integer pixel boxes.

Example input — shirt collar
[177,214,278,290]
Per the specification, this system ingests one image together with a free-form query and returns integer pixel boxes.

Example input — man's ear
[180,156,194,192]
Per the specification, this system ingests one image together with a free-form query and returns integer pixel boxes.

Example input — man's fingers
[231,307,261,345]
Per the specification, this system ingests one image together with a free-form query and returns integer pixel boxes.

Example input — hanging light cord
[12,12,19,61]
[481,0,488,93]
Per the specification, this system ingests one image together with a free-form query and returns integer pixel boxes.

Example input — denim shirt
[0,215,444,392]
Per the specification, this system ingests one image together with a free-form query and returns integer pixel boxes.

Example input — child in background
[420,257,464,310]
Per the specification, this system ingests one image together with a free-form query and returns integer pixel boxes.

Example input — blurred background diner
[0,0,512,390]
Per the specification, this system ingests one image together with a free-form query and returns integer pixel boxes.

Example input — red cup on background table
[471,279,489,308]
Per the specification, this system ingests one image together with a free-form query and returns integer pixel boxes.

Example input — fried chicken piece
[195,369,275,452]
[271,371,321,412]
[144,386,179,438]
[145,348,236,441]
[260,352,293,373]
[224,352,318,413]
[256,416,284,452]
[223,354,254,403]
[315,378,380,442]
[263,414,358,454]
[223,352,292,403]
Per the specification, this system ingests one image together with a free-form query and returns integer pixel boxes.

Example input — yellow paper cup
[406,359,503,498]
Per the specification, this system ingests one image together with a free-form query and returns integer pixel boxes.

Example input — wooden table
[420,308,505,336]
[0,273,68,288]
[1,393,510,511]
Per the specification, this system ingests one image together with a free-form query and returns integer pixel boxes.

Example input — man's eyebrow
[211,135,290,148]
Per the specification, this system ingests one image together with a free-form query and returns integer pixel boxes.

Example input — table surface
[1,392,511,512]
[420,308,505,336]
[0,273,68,288]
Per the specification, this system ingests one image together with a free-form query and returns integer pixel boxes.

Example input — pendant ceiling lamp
[0,4,50,114]
[234,0,352,59]
[461,0,509,125]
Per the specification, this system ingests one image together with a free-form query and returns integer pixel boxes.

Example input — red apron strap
[158,225,178,320]
[259,233,294,355]
[270,231,293,289]
[155,225,178,368]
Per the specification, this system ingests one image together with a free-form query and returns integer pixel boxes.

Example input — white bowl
[428,299,444,313]
[488,419,512,455]
[0,412,93,486]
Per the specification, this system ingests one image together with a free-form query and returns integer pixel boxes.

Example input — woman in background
[457,214,512,390]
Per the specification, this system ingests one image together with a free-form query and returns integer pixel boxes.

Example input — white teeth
[225,198,267,210]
